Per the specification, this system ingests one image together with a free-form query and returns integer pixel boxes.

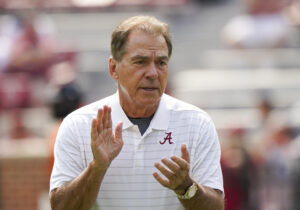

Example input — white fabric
[222,14,288,48]
[50,92,224,210]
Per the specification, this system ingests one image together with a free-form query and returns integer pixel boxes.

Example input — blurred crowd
[0,11,78,140]
[221,0,300,48]
[220,1,300,210]
[220,98,300,210]
[0,0,300,210]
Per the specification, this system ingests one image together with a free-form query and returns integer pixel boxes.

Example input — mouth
[142,87,157,90]
[140,87,158,92]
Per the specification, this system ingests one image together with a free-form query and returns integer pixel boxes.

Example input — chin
[138,96,161,107]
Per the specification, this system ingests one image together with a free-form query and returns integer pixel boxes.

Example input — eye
[160,61,166,66]
[134,60,145,65]
[158,60,167,67]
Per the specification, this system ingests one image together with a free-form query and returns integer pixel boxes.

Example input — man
[50,15,224,210]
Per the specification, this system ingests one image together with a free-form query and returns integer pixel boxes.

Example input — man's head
[109,15,172,117]
[111,15,172,62]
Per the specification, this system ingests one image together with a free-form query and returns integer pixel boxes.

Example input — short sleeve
[49,116,85,192]
[190,116,224,193]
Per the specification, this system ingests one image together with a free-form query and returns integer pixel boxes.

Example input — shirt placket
[132,125,145,169]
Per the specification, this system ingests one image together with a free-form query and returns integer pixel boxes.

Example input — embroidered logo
[160,132,174,144]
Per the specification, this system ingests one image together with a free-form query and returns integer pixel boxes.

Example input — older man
[50,15,224,210]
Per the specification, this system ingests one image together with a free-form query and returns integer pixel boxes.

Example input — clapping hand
[153,144,193,195]
[91,106,123,171]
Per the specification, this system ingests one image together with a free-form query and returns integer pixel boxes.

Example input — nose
[145,62,158,79]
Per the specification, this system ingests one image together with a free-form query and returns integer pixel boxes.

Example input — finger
[91,118,98,141]
[161,158,180,173]
[181,144,190,163]
[153,172,170,188]
[106,106,112,130]
[154,162,176,180]
[97,108,103,132]
[103,105,107,127]
[115,122,123,143]
[103,106,111,129]
[170,155,190,171]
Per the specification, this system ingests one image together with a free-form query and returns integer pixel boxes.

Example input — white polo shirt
[50,92,223,210]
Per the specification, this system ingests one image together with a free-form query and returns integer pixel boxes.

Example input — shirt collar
[149,94,170,131]
[110,92,133,130]
[110,92,170,131]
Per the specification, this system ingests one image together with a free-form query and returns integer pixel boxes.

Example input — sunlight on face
[114,30,169,116]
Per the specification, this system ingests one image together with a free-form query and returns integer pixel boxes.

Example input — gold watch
[176,183,198,200]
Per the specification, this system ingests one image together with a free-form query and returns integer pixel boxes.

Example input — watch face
[177,183,198,199]
[189,186,196,197]
[188,185,197,197]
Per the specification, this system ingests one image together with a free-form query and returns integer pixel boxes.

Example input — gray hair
[111,15,172,61]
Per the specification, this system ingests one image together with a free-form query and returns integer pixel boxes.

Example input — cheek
[119,72,142,90]
[159,72,168,86]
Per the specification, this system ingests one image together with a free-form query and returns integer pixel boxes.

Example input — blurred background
[0,0,300,209]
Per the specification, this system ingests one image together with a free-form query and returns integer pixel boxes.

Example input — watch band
[176,182,198,200]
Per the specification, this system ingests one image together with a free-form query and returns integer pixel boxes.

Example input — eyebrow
[157,56,169,61]
[131,55,169,61]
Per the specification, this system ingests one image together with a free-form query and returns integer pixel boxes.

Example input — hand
[153,144,193,195]
[90,105,123,171]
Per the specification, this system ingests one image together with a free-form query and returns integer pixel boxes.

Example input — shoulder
[162,94,211,121]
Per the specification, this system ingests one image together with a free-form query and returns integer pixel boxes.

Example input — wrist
[175,179,193,195]
[89,160,109,173]
[175,189,186,196]
[176,182,198,200]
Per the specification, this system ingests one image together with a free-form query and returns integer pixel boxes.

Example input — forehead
[125,30,168,57]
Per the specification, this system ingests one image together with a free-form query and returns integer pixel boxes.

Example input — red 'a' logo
[160,132,174,144]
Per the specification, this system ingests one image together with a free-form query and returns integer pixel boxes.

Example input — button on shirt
[50,92,224,210]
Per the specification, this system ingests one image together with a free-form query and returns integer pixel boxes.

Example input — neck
[122,102,158,118]
[119,97,160,118]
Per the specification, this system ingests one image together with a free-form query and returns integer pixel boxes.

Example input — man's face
[110,29,169,115]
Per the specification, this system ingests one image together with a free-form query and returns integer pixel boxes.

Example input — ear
[109,57,119,81]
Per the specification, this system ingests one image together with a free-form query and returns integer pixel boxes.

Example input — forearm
[50,160,106,210]
[179,184,224,210]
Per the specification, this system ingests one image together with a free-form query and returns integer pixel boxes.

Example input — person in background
[49,15,224,210]
[48,60,83,175]
[0,12,76,140]
[221,128,254,210]
[0,11,57,75]
[48,81,83,176]
[221,0,292,48]
[0,12,56,140]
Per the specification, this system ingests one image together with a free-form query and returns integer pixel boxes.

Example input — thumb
[181,144,190,163]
